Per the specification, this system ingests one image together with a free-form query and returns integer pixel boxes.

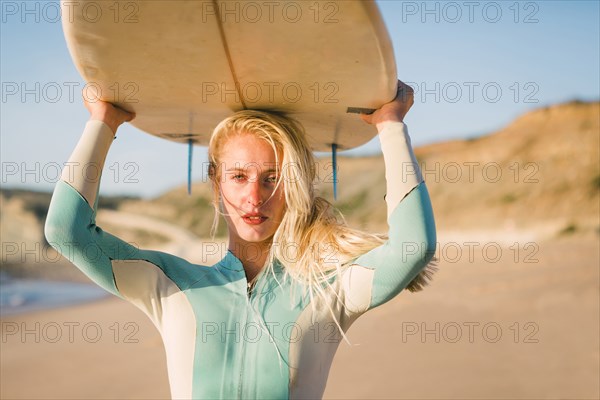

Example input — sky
[1,0,599,199]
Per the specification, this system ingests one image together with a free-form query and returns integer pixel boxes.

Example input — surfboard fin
[332,143,338,200]
[187,139,193,195]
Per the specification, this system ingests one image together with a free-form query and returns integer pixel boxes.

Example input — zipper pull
[247,279,257,298]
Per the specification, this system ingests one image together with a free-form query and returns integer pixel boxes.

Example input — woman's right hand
[360,80,414,133]
[83,96,136,135]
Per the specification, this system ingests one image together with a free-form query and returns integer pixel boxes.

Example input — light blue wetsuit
[45,120,436,399]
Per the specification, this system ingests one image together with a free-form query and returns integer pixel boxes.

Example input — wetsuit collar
[218,251,287,296]
[219,250,245,272]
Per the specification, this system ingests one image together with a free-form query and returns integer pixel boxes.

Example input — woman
[45,80,437,399]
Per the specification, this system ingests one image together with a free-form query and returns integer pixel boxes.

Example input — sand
[1,235,598,400]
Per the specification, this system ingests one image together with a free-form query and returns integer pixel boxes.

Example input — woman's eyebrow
[224,167,245,172]
[224,165,279,173]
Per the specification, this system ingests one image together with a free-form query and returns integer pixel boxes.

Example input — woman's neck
[229,240,272,282]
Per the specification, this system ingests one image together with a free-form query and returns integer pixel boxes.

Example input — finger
[397,86,414,103]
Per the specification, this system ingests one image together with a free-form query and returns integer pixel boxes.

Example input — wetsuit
[45,120,436,399]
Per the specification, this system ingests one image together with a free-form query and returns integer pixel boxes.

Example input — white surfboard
[61,0,397,151]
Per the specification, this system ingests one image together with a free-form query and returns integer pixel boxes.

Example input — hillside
[418,100,599,235]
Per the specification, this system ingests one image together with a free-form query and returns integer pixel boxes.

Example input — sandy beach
[1,234,598,400]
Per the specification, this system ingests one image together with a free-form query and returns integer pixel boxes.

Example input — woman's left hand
[360,80,414,132]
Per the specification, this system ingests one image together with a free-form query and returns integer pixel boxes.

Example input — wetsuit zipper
[240,278,255,398]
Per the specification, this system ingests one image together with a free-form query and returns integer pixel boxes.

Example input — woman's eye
[232,174,246,181]
[265,176,278,183]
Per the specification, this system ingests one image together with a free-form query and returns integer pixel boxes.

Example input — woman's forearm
[378,121,424,219]
[60,120,116,208]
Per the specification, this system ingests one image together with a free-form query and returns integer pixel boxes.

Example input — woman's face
[217,133,286,250]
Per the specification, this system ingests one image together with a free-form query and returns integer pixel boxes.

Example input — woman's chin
[234,228,275,246]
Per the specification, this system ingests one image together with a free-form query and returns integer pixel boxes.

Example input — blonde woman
[45,80,437,399]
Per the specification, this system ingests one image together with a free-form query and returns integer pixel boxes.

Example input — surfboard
[61,0,397,151]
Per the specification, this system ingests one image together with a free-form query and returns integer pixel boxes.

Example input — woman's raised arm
[44,99,139,296]
[346,81,437,311]
[360,81,423,215]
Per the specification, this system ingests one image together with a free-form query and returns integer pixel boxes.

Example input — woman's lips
[242,214,268,225]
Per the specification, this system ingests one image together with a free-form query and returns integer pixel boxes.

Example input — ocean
[0,271,109,316]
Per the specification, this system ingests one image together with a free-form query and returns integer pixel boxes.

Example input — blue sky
[1,0,599,198]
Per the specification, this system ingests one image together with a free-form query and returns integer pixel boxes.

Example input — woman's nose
[246,181,264,206]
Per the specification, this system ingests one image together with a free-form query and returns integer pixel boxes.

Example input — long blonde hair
[208,110,434,294]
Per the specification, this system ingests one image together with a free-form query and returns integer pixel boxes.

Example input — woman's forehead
[219,134,282,167]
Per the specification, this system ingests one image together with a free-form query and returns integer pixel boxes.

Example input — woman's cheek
[221,184,239,205]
